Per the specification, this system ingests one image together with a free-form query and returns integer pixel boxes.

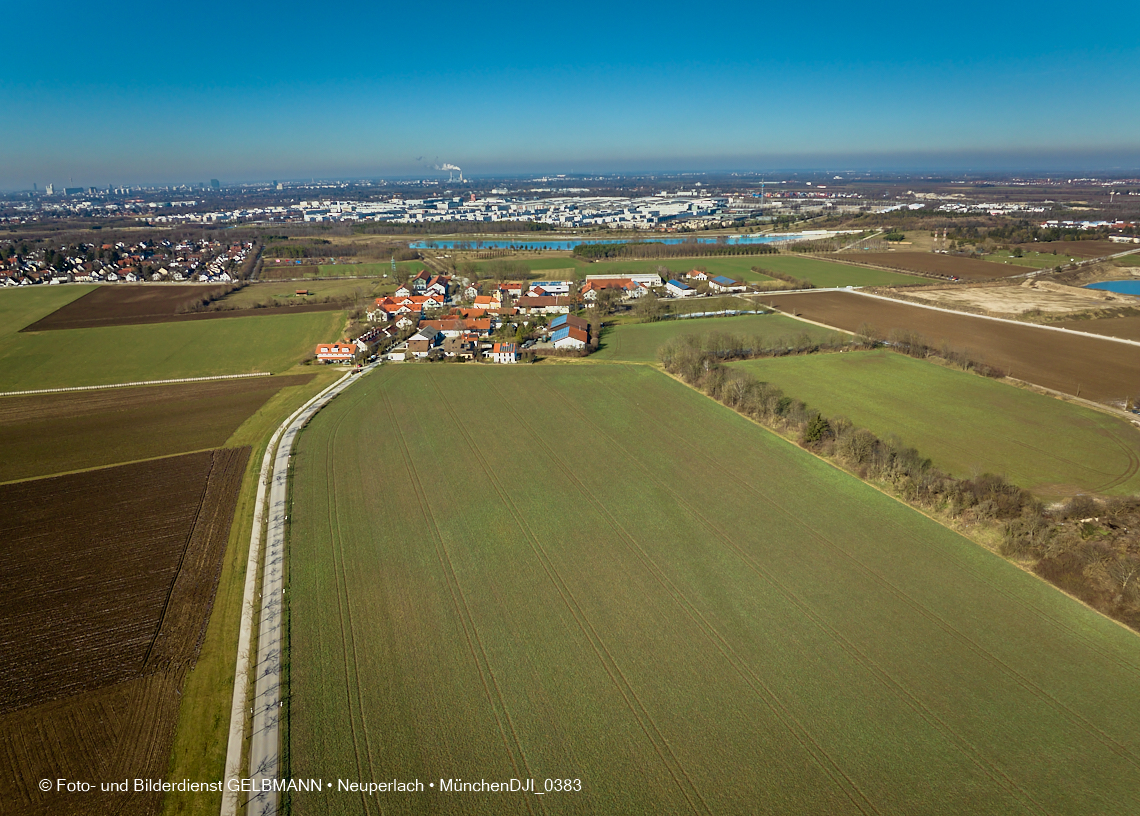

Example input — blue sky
[4,0,1139,188]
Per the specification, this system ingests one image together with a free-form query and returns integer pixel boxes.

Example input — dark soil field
[21,284,344,331]
[0,373,312,482]
[0,447,249,816]
[835,251,1026,280]
[762,291,1140,404]
[1017,240,1132,259]
[1053,316,1140,342]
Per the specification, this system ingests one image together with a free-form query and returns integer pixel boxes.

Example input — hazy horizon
[5,0,1138,190]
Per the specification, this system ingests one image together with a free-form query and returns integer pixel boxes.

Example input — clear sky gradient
[4,0,1139,187]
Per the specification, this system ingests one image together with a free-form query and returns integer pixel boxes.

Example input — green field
[0,287,344,391]
[756,255,937,286]
[220,279,379,307]
[593,313,842,362]
[981,250,1065,269]
[288,364,1140,816]
[1114,254,1140,268]
[316,261,427,277]
[731,350,1140,496]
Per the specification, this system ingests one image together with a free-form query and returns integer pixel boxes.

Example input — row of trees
[572,241,780,261]
[659,333,1140,632]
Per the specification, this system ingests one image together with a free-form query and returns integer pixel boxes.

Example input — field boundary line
[851,289,1140,349]
[0,371,272,398]
[325,391,381,814]
[381,384,539,815]
[639,367,1140,758]
[431,372,710,816]
[654,362,1140,672]
[487,373,877,816]
[574,371,1058,814]
[219,369,357,816]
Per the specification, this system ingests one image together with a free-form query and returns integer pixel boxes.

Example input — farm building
[550,314,588,333]
[687,270,709,281]
[316,342,356,363]
[490,342,520,363]
[708,276,747,293]
[586,272,663,287]
[580,279,647,302]
[666,279,695,298]
[516,295,574,315]
[528,280,574,296]
[552,325,588,349]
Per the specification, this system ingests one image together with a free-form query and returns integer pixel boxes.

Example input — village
[0,238,255,285]
[314,267,753,365]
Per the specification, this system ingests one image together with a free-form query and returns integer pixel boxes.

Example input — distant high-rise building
[276,181,283,190]
[210,179,221,189]
[45,183,54,195]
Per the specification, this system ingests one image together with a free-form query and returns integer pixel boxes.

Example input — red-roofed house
[316,342,356,363]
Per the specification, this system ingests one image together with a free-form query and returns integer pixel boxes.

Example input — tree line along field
[592,313,842,362]
[287,364,1140,816]
[731,350,1140,497]
[0,448,249,816]
[0,287,344,392]
[0,373,313,483]
[763,291,1140,404]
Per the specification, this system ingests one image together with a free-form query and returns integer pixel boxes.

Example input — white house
[490,342,520,363]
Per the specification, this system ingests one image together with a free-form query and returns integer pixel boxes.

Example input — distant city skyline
[4,0,1138,190]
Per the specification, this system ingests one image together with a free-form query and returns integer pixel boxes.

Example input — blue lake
[410,233,809,251]
[1086,280,1140,295]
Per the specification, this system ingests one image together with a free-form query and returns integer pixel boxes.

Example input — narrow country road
[222,367,364,816]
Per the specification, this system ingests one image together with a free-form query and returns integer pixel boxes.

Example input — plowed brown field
[0,447,249,816]
[834,252,1024,280]
[21,284,343,331]
[0,373,312,483]
[762,291,1140,403]
[1016,240,1131,259]
[1054,316,1140,342]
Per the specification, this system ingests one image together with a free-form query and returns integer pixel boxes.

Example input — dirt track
[762,291,1140,404]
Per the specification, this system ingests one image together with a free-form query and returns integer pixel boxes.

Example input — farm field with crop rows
[0,373,313,482]
[593,313,842,362]
[0,286,343,391]
[752,254,936,286]
[838,252,1024,280]
[0,448,249,816]
[287,364,1140,816]
[732,350,1140,496]
[763,291,1140,404]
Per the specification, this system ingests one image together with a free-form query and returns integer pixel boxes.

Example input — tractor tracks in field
[382,388,539,816]
[566,372,1068,816]
[479,374,882,816]
[426,372,712,816]
[583,371,1140,799]
[323,402,384,816]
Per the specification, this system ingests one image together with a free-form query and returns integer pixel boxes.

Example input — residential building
[316,342,356,363]
[490,342,520,363]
